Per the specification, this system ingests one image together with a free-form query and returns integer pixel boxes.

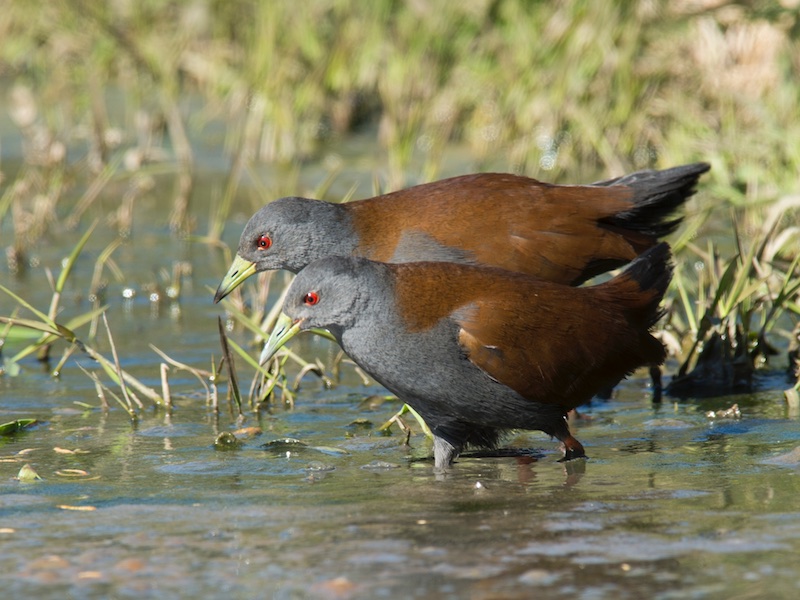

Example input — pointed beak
[214,254,258,303]
[260,312,304,366]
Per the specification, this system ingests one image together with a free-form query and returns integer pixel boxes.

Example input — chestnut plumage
[261,243,673,469]
[214,163,708,301]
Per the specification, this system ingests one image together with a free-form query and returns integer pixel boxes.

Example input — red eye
[303,291,319,306]
[257,234,272,250]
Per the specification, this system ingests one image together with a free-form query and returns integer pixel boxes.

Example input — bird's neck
[321,202,361,258]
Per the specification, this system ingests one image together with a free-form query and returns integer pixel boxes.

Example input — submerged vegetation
[1,1,799,426]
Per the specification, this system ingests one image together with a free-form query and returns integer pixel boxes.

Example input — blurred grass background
[1,0,798,191]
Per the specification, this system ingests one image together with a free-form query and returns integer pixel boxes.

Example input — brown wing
[499,183,651,282]
[452,274,664,410]
[455,287,609,406]
[348,174,650,285]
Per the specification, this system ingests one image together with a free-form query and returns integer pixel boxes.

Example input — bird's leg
[649,365,663,402]
[433,435,463,470]
[559,434,586,461]
[551,417,586,461]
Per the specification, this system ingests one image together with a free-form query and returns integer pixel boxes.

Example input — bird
[214,163,707,302]
[259,243,673,469]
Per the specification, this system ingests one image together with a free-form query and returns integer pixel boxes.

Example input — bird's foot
[557,434,587,462]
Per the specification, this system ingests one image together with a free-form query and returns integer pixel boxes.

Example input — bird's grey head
[236,197,352,274]
[283,256,387,334]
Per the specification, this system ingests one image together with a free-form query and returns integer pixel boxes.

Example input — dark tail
[582,243,672,398]
[605,242,673,330]
[595,162,710,238]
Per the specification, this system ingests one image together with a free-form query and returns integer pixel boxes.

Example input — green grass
[1,1,798,186]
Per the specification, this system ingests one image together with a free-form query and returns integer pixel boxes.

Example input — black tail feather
[622,242,673,329]
[595,162,710,238]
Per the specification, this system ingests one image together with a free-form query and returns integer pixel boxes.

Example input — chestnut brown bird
[260,243,672,469]
[214,163,706,301]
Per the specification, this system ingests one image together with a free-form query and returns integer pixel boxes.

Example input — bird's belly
[345,334,558,431]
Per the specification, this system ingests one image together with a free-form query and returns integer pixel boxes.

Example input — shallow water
[3,366,800,599]
[2,129,800,599]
